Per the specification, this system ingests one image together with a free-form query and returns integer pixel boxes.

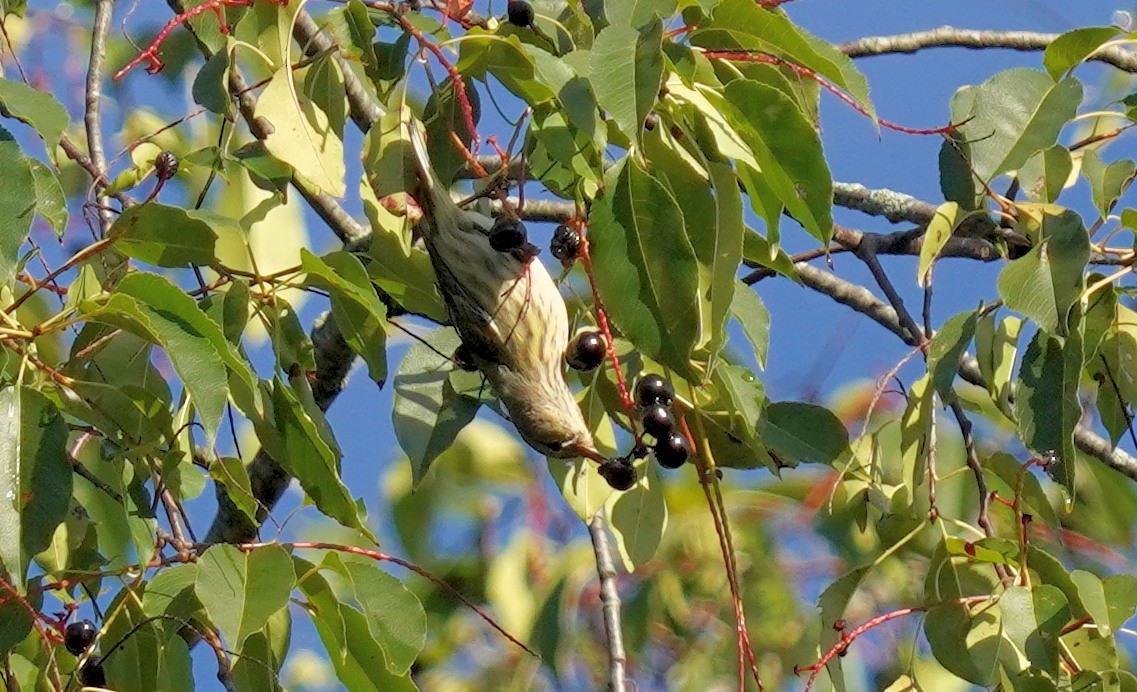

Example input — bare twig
[85,0,115,235]
[588,512,627,692]
[838,27,1137,73]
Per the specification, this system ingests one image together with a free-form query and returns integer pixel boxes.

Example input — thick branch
[588,512,628,692]
[85,0,114,234]
[839,27,1137,73]
[775,262,1137,481]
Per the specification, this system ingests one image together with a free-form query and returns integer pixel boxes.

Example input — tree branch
[588,511,628,692]
[85,0,114,234]
[767,262,1137,481]
[838,27,1137,73]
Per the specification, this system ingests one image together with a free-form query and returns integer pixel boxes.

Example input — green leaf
[721,80,833,243]
[423,77,480,187]
[210,456,258,525]
[588,158,700,379]
[301,249,387,385]
[949,69,1081,204]
[0,129,35,287]
[607,461,667,571]
[605,0,677,28]
[1103,575,1137,633]
[1015,328,1082,491]
[0,78,68,149]
[1018,145,1073,203]
[924,602,1007,686]
[984,451,1060,529]
[142,563,201,631]
[917,202,964,286]
[1043,27,1120,79]
[975,313,1022,411]
[0,387,70,588]
[110,203,219,267]
[1082,150,1136,218]
[253,65,345,197]
[927,310,978,398]
[1000,584,1067,676]
[255,377,371,535]
[324,553,427,674]
[997,208,1088,336]
[694,0,873,119]
[28,160,66,236]
[730,282,769,369]
[81,273,232,446]
[192,44,232,115]
[103,593,193,692]
[195,544,296,648]
[589,19,663,145]
[303,52,348,139]
[760,401,849,466]
[392,329,479,485]
[297,560,417,691]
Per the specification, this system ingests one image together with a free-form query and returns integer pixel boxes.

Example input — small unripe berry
[654,432,691,469]
[566,331,605,371]
[506,0,534,26]
[155,150,179,181]
[550,224,580,262]
[598,458,637,490]
[635,374,674,408]
[64,620,97,656]
[640,403,675,439]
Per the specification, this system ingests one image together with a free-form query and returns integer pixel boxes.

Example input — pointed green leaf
[301,249,387,385]
[0,78,68,149]
[760,401,849,466]
[0,387,70,588]
[28,160,65,236]
[917,202,964,286]
[1044,27,1120,79]
[195,544,295,648]
[0,128,35,287]
[590,19,663,145]
[110,203,219,267]
[997,208,1088,336]
[606,462,666,571]
[1015,328,1082,491]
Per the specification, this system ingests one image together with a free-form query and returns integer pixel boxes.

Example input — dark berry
[598,458,637,491]
[64,620,97,656]
[550,224,581,262]
[155,150,179,181]
[635,374,674,408]
[489,217,528,252]
[79,658,106,687]
[566,331,605,371]
[644,113,660,131]
[640,403,675,439]
[453,343,478,372]
[654,432,691,469]
[506,0,535,26]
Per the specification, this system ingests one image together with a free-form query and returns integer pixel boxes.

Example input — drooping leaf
[0,387,70,588]
[606,461,667,571]
[0,128,36,287]
[1043,26,1120,79]
[926,309,978,398]
[1081,149,1136,218]
[254,377,371,535]
[0,77,68,149]
[924,602,1007,687]
[253,65,346,197]
[589,19,663,145]
[730,282,770,369]
[110,203,218,267]
[917,202,964,286]
[760,401,849,466]
[1017,145,1073,203]
[324,553,427,674]
[997,207,1088,336]
[195,544,295,648]
[1015,328,1082,491]
[949,69,1081,204]
[392,329,479,485]
[301,249,388,385]
[27,160,66,236]
[588,158,700,379]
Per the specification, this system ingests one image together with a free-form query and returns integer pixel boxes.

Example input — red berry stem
[575,219,637,428]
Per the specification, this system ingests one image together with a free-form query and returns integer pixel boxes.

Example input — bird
[403,113,605,464]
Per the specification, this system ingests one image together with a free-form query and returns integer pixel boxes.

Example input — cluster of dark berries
[636,375,690,469]
[566,330,605,371]
[550,223,581,264]
[506,0,535,27]
[64,620,106,685]
[489,217,540,262]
